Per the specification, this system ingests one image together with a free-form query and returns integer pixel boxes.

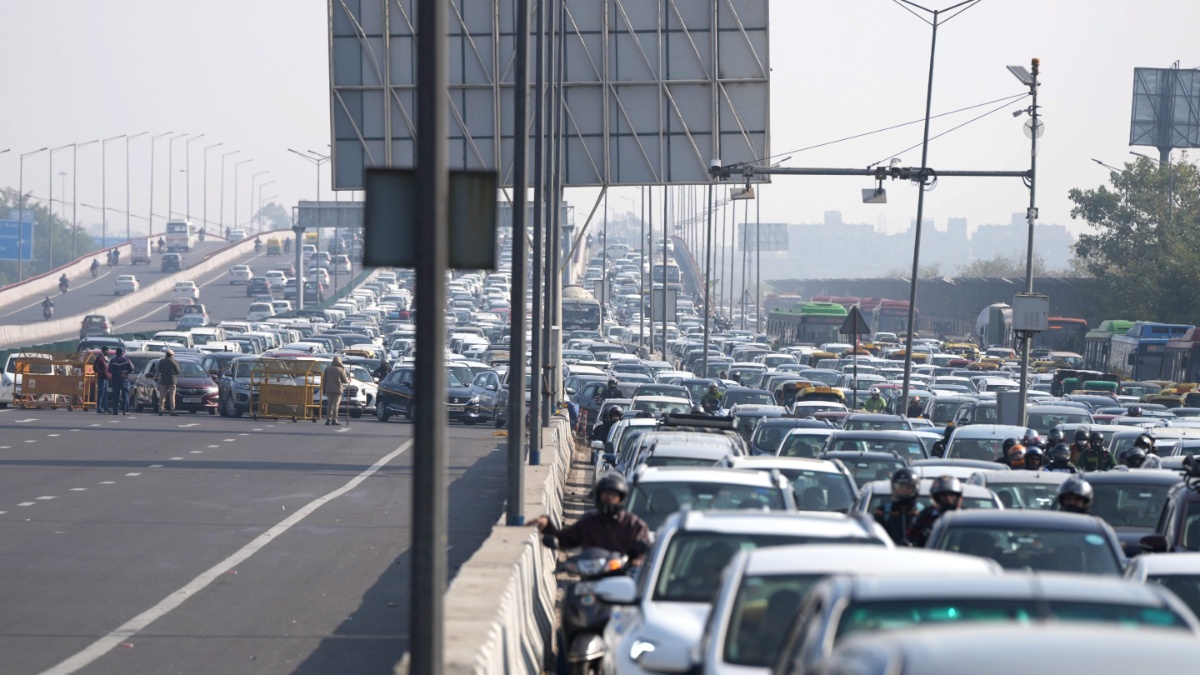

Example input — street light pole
[49,144,73,268]
[202,142,223,237]
[250,171,268,232]
[125,132,147,243]
[220,150,241,234]
[288,148,329,202]
[71,139,98,259]
[18,147,48,281]
[100,135,126,249]
[1014,58,1041,428]
[167,132,188,220]
[257,180,275,233]
[184,133,206,221]
[234,159,253,231]
[148,131,173,238]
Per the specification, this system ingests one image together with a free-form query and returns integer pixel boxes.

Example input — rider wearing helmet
[1056,476,1094,514]
[912,475,964,547]
[931,425,954,458]
[874,468,922,547]
[1130,433,1162,469]
[1067,429,1089,465]
[1024,445,1045,471]
[863,388,887,413]
[591,405,625,443]
[1047,428,1064,449]
[1119,445,1148,469]
[534,471,652,566]
[1003,444,1026,470]
[1127,405,1144,418]
[701,382,723,413]
[1045,444,1079,474]
[1077,430,1115,472]
[600,378,622,401]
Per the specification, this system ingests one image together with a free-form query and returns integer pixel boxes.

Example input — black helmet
[593,471,629,518]
[1057,476,1094,514]
[1121,446,1148,469]
[1089,431,1104,444]
[1051,444,1071,463]
[1074,429,1089,443]
[930,475,963,497]
[608,378,618,387]
[1025,445,1044,466]
[890,468,920,504]
[1048,429,1064,444]
[1134,434,1155,451]
[607,406,624,419]
[1128,405,1143,417]
[1002,438,1018,453]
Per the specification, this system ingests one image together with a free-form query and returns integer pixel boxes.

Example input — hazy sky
[0,0,1195,243]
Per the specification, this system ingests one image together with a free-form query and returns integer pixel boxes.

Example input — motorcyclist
[1127,405,1144,417]
[42,296,54,319]
[1046,428,1064,450]
[1077,430,1115,472]
[1119,434,1162,469]
[1045,444,1079,474]
[1118,445,1148,469]
[1001,444,1026,470]
[998,438,1018,464]
[58,273,69,293]
[863,388,887,413]
[931,425,954,458]
[599,378,622,401]
[533,471,652,566]
[1068,429,1090,466]
[590,406,624,444]
[254,237,263,253]
[1056,476,1094,514]
[911,475,963,547]
[157,237,165,253]
[1023,445,1045,471]
[873,468,922,547]
[701,382,723,413]
[90,258,100,277]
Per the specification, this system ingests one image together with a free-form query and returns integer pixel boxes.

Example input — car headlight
[206,386,219,394]
[468,398,479,406]
[235,382,250,390]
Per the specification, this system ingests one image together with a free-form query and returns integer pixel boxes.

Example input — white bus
[165,220,196,252]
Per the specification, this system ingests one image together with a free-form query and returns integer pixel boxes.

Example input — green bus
[767,302,849,346]
[1083,319,1133,371]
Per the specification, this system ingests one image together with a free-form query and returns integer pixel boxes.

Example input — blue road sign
[0,220,34,261]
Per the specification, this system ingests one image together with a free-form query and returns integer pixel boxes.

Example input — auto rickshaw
[266,238,282,256]
[794,385,846,406]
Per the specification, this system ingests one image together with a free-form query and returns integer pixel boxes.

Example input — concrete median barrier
[0,237,263,349]
[396,415,575,675]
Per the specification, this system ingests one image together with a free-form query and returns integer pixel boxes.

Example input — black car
[750,417,832,456]
[161,253,185,272]
[1085,469,1183,557]
[374,365,482,424]
[1140,458,1200,554]
[823,430,929,465]
[246,277,272,297]
[819,450,909,488]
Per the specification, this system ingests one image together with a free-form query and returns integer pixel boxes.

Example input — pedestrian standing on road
[93,346,111,414]
[322,356,350,426]
[108,347,134,415]
[157,349,181,416]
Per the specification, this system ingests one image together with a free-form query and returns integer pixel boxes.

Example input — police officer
[1023,445,1045,471]
[863,388,887,413]
[912,475,963,547]
[1056,476,1094,514]
[1078,431,1115,472]
[534,472,652,566]
[874,468,922,547]
[1045,444,1079,474]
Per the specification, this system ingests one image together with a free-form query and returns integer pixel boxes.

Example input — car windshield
[753,425,804,453]
[835,598,1186,640]
[778,432,831,459]
[843,418,908,431]
[782,469,856,513]
[349,366,373,382]
[946,437,1006,461]
[803,371,840,386]
[178,361,207,377]
[724,390,776,407]
[233,361,257,378]
[840,458,908,487]
[633,400,692,416]
[627,481,785,531]
[722,573,825,666]
[831,438,925,463]
[1026,412,1091,435]
[1150,575,1200,618]
[935,526,1122,576]
[930,401,966,424]
[1090,484,1174,529]
[653,532,876,603]
[866,492,997,514]
[985,482,1060,510]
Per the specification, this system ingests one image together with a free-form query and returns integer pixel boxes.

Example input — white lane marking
[98,481,115,485]
[223,438,235,442]
[169,457,183,461]
[124,473,141,477]
[17,502,35,507]
[0,511,7,515]
[337,428,349,432]
[238,433,249,436]
[89,424,102,427]
[253,428,263,431]
[23,440,36,444]
[207,445,219,448]
[47,434,60,437]
[177,423,199,428]
[0,446,10,449]
[149,464,164,468]
[36,496,55,501]
[189,451,202,454]
[15,418,37,423]
[43,438,414,675]
[70,488,87,491]
[69,428,81,431]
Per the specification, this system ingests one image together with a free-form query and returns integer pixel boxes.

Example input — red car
[168,298,194,321]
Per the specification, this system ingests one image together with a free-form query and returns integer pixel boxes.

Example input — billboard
[296,201,363,230]
[0,220,34,261]
[1130,67,1200,150]
[737,222,787,252]
[329,0,770,189]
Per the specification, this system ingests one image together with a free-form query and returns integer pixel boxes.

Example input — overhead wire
[869,93,1028,168]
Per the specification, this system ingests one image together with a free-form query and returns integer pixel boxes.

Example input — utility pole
[149,131,173,237]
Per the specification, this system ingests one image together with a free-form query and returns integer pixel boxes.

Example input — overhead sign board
[1130,67,1200,150]
[329,0,770,189]
[0,220,34,261]
[296,201,364,231]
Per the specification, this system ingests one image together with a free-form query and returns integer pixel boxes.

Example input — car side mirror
[565,388,576,396]
[593,576,638,606]
[590,441,604,450]
[1140,534,1168,554]
[486,384,497,391]
[636,637,692,673]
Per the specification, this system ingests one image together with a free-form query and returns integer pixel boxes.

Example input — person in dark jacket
[94,346,111,415]
[107,347,134,415]
[874,468,922,546]
[157,349,182,416]
[534,472,652,566]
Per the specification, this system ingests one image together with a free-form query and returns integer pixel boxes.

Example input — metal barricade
[250,358,322,422]
[14,351,96,411]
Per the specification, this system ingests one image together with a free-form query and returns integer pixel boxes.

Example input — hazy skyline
[0,1,1194,244]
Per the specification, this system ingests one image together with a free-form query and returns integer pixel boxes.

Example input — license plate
[447,405,464,412]
[182,397,201,403]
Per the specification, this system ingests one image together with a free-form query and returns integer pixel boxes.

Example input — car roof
[741,545,998,576]
[758,417,828,428]
[830,430,921,439]
[950,424,1035,438]
[1131,552,1200,575]
[727,456,845,474]
[970,469,1071,486]
[820,451,904,461]
[632,466,779,487]
[663,509,881,538]
[844,414,907,421]
[934,508,1109,531]
[1081,469,1183,486]
[861,479,997,500]
[840,572,1169,604]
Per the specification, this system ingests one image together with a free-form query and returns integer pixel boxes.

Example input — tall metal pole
[126,132,146,242]
[601,190,608,327]
[234,159,253,231]
[49,144,72,269]
[648,185,655,355]
[507,0,531,514]
[639,186,645,350]
[755,188,761,332]
[740,198,749,329]
[411,0,449,671]
[1016,58,1040,428]
[662,185,668,357]
[203,142,223,236]
[101,136,124,247]
[18,148,47,280]
[702,179,713,375]
[184,133,206,221]
[71,140,98,259]
[220,149,240,232]
[250,171,268,231]
[167,133,187,221]
[547,0,564,401]
[899,8,943,418]
[149,131,173,238]
[532,0,546,430]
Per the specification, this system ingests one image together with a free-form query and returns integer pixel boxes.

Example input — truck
[129,237,152,265]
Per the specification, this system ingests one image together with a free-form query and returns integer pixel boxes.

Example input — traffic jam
[542,240,1200,672]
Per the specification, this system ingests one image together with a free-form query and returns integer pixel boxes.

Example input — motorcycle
[254,240,263,254]
[555,548,628,675]
[43,305,53,321]
[198,228,206,242]
[59,279,69,294]
[91,263,99,278]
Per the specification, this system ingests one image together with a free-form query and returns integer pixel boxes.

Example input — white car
[228,265,253,285]
[172,281,199,300]
[113,275,140,295]
[307,268,331,287]
[246,302,275,321]
[333,254,352,274]
[270,300,293,315]
[228,229,248,241]
[264,270,288,288]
